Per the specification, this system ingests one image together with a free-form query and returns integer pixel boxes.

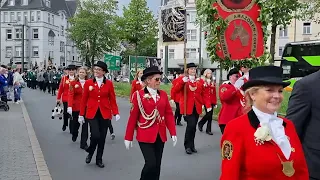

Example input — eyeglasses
[154,78,161,82]
[93,68,103,72]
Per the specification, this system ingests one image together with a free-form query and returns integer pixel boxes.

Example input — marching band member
[170,71,183,126]
[130,70,144,102]
[220,66,308,179]
[79,61,120,168]
[57,64,77,133]
[198,69,217,135]
[67,66,89,150]
[172,63,207,154]
[124,66,177,180]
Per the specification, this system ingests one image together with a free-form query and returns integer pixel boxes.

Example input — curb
[20,101,53,180]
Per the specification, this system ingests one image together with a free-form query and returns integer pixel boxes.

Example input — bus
[278,40,320,91]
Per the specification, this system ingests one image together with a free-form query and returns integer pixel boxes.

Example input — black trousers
[138,135,165,180]
[184,106,199,150]
[198,104,215,132]
[50,83,56,95]
[174,102,182,124]
[72,111,89,147]
[62,102,72,132]
[109,121,114,134]
[219,124,226,134]
[86,109,110,161]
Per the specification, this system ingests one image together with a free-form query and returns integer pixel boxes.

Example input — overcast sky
[117,0,160,16]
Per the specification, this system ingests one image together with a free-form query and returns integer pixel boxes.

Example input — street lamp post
[21,24,25,73]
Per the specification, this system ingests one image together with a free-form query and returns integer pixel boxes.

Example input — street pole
[21,24,25,73]
[183,0,187,116]
[164,45,169,84]
[198,20,202,76]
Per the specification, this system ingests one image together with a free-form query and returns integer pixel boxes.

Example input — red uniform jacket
[68,80,83,112]
[220,110,309,180]
[172,76,205,115]
[202,79,217,107]
[80,78,119,120]
[124,88,177,143]
[130,79,143,102]
[218,82,243,125]
[57,76,72,102]
[170,78,181,102]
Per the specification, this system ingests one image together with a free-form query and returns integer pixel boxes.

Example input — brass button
[98,96,100,98]
[98,100,100,102]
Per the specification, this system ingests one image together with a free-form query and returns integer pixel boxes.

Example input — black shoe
[62,125,66,131]
[198,125,203,132]
[191,147,198,153]
[185,148,193,154]
[96,161,105,168]
[72,136,77,142]
[176,122,183,126]
[111,134,115,140]
[80,145,89,150]
[206,131,213,135]
[86,154,93,164]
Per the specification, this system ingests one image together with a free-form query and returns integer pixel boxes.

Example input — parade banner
[129,56,146,81]
[146,57,162,71]
[104,54,121,71]
[161,7,186,42]
[213,0,264,60]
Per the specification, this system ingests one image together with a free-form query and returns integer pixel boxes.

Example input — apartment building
[0,0,82,70]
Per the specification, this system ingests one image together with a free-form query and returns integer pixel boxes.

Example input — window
[17,12,21,21]
[187,29,197,41]
[160,49,163,59]
[48,13,50,23]
[169,49,174,59]
[23,12,28,22]
[6,29,12,40]
[37,11,41,21]
[186,48,197,58]
[279,27,288,37]
[303,22,311,34]
[15,46,22,57]
[61,26,64,36]
[60,41,65,52]
[8,0,14,6]
[49,51,54,58]
[51,15,54,25]
[61,13,64,20]
[15,29,22,39]
[45,0,51,8]
[32,29,39,39]
[31,11,35,22]
[10,12,15,22]
[4,12,8,22]
[32,46,39,57]
[187,12,196,23]
[279,46,284,56]
[5,47,12,57]
[48,36,54,45]
[21,0,28,5]
[67,51,71,61]
[72,46,75,53]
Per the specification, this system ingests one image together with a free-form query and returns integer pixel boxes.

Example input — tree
[68,0,119,67]
[118,0,158,63]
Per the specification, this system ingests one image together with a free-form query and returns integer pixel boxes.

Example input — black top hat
[242,66,290,91]
[227,68,239,79]
[186,63,197,69]
[141,66,163,81]
[93,61,108,73]
[66,64,77,70]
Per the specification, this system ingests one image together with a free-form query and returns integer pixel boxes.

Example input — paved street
[0,102,39,180]
[23,88,221,180]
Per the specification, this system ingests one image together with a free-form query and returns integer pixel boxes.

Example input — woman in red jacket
[220,66,308,180]
[57,64,77,133]
[170,72,183,126]
[198,69,217,135]
[79,61,120,168]
[124,66,177,180]
[130,70,143,102]
[67,66,89,150]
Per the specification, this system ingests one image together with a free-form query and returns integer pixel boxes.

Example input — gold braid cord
[136,92,160,129]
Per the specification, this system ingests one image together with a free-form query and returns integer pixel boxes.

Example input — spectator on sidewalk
[0,66,8,103]
[13,67,24,104]
[6,67,13,101]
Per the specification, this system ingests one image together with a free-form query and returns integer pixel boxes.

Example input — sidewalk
[0,101,52,180]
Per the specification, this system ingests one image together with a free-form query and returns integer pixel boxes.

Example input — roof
[0,0,78,17]
[288,40,320,45]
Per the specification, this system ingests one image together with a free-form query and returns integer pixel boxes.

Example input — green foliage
[68,0,119,66]
[117,0,158,63]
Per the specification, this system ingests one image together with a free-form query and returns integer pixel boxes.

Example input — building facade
[0,0,82,70]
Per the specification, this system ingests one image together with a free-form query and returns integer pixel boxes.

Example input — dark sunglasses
[154,78,161,81]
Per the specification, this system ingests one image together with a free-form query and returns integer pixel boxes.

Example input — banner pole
[183,0,187,116]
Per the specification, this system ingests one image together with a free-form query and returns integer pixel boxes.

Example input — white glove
[124,140,133,150]
[169,99,174,104]
[172,136,177,147]
[234,76,245,89]
[214,105,218,108]
[115,114,120,121]
[207,108,212,112]
[67,107,72,115]
[182,76,189,83]
[78,116,85,124]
